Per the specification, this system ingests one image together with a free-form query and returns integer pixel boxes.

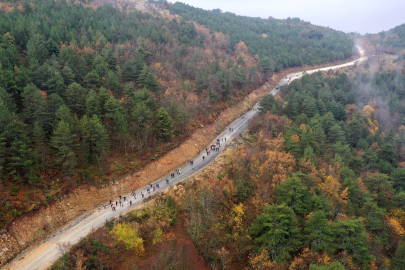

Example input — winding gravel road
[5,48,366,270]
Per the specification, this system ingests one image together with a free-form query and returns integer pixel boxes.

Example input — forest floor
[1,53,363,269]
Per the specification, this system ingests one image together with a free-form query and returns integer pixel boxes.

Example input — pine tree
[83,70,101,89]
[259,56,273,74]
[249,204,301,262]
[361,197,385,233]
[80,115,109,164]
[66,82,87,115]
[8,138,34,182]
[32,121,48,171]
[328,124,346,144]
[195,70,208,93]
[106,70,120,93]
[155,107,174,141]
[51,120,76,174]
[304,210,334,253]
[392,238,405,270]
[303,97,318,118]
[85,89,101,118]
[137,64,159,92]
[330,218,373,267]
[21,83,47,127]
[275,176,312,218]
[60,63,75,86]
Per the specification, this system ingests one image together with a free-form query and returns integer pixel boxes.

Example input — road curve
[5,49,366,270]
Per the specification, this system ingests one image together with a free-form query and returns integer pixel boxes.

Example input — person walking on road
[166,178,169,184]
[203,155,205,161]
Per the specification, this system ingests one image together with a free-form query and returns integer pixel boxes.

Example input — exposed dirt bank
[0,56,359,266]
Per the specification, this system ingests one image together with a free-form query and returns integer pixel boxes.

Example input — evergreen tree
[330,218,373,267]
[66,82,87,115]
[137,64,160,92]
[361,197,385,233]
[303,97,318,118]
[195,70,208,93]
[302,146,318,166]
[51,120,76,174]
[85,89,101,118]
[276,175,312,218]
[21,83,47,127]
[304,210,334,253]
[259,94,277,115]
[155,107,174,141]
[60,63,75,86]
[80,115,109,164]
[328,124,346,144]
[392,238,405,270]
[106,70,120,93]
[8,138,34,182]
[249,204,301,262]
[259,56,273,74]
[83,70,101,88]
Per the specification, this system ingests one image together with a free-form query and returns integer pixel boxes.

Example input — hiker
[142,193,144,198]
[179,169,181,174]
[166,178,169,184]
[130,201,132,206]
[203,155,205,161]
[225,138,226,142]
[116,201,118,206]
[119,195,122,200]
[124,196,126,201]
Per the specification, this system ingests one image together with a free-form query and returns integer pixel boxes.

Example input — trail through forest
[4,49,366,270]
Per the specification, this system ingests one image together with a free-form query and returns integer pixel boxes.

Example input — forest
[0,0,355,229]
[168,2,354,71]
[366,23,405,51]
[51,67,405,269]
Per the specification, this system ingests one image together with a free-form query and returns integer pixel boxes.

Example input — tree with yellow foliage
[110,222,144,256]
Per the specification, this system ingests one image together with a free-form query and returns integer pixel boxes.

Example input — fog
[174,0,405,34]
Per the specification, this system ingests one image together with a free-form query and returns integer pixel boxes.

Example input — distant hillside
[367,24,405,50]
[168,2,354,71]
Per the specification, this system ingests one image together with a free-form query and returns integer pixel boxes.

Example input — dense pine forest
[168,2,354,71]
[52,71,405,270]
[0,0,355,229]
[366,23,405,51]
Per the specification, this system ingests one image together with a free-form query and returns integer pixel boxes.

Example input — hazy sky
[173,0,405,34]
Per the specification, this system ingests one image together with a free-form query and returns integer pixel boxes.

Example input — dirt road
[5,50,366,270]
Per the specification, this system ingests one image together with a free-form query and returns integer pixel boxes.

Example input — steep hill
[0,0,354,233]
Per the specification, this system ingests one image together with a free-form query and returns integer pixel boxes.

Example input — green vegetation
[0,0,357,231]
[367,23,405,49]
[169,3,354,71]
[49,68,405,269]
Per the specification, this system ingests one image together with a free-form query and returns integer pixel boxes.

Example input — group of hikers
[106,130,233,211]
[106,195,133,211]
